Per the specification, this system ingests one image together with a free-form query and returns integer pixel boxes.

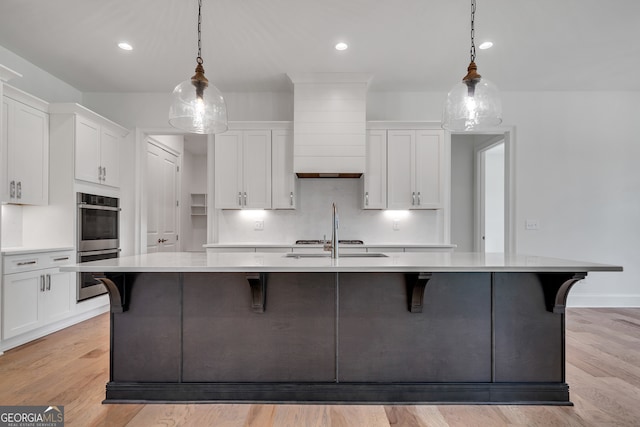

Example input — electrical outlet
[393,220,400,231]
[525,219,540,230]
[254,220,264,231]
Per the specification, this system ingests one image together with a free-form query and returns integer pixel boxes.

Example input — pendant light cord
[470,0,476,63]
[197,0,203,63]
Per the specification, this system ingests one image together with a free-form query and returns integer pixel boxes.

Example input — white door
[146,141,179,253]
[478,142,505,252]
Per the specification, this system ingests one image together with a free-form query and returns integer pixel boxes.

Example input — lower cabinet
[2,268,72,339]
[2,250,75,342]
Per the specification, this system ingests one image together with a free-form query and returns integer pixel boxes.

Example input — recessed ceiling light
[118,42,133,51]
[335,42,348,51]
[478,41,493,50]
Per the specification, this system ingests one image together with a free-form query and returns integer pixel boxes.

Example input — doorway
[146,137,180,253]
[450,129,514,253]
[476,141,505,252]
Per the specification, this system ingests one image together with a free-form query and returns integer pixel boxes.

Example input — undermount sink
[285,252,388,258]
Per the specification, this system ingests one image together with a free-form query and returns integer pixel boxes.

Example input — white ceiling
[1,0,639,94]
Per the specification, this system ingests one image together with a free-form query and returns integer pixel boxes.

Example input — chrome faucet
[323,203,339,258]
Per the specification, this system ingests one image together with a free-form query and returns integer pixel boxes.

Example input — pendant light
[442,0,502,131]
[169,0,228,134]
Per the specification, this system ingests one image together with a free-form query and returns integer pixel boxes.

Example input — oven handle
[78,203,121,212]
[78,248,121,257]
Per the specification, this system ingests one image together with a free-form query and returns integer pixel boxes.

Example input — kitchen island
[62,252,622,404]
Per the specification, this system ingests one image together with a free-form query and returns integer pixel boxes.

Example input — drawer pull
[17,260,37,266]
[53,257,70,261]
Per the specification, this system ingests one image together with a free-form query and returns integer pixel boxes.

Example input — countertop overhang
[61,252,623,274]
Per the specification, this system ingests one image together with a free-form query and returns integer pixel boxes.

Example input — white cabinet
[272,129,297,209]
[1,86,49,205]
[74,115,122,187]
[49,103,128,189]
[214,130,272,209]
[2,250,74,340]
[387,129,444,210]
[363,130,387,209]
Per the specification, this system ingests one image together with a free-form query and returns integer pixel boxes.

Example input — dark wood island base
[99,271,583,405]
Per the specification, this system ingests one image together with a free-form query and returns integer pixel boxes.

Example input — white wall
[182,148,208,251]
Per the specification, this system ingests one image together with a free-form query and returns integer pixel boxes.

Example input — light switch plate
[393,220,400,231]
[254,220,264,231]
[525,219,540,230]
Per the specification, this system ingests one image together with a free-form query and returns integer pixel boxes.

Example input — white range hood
[287,73,372,177]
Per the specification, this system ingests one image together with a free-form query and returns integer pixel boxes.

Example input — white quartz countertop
[60,251,623,273]
[1,246,74,255]
[203,243,457,248]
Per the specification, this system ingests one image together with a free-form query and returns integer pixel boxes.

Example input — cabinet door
[1,97,49,205]
[75,116,101,184]
[214,131,243,208]
[414,130,444,209]
[11,100,49,205]
[0,96,9,201]
[100,126,121,187]
[43,269,73,323]
[272,130,296,209]
[243,130,272,209]
[2,271,42,339]
[387,130,414,209]
[363,130,387,209]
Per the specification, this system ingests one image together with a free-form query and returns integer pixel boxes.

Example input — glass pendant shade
[442,74,502,131]
[169,74,228,134]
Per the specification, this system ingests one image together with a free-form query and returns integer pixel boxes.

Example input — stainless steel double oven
[77,192,120,301]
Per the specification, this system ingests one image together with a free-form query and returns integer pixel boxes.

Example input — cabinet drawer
[3,250,74,274]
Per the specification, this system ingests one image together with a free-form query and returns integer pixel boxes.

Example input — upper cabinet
[362,130,387,209]
[387,129,445,210]
[272,129,297,209]
[49,103,128,189]
[1,85,49,205]
[215,130,272,209]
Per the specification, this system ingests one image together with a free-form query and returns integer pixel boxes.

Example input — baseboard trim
[0,304,109,353]
[567,295,640,308]
[104,381,571,405]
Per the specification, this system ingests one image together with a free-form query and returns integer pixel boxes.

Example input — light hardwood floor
[1,308,639,426]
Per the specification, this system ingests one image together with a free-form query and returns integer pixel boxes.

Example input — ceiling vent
[287,73,373,177]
